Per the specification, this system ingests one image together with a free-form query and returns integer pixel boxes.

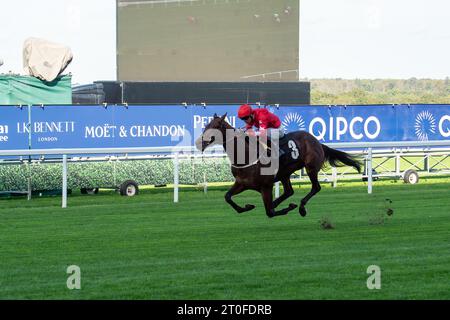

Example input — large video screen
[117,0,299,81]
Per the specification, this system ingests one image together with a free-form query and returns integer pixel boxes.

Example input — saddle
[238,130,296,162]
[259,134,289,158]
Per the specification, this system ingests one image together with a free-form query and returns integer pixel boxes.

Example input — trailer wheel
[120,180,139,196]
[81,188,99,194]
[86,188,99,195]
[403,169,419,184]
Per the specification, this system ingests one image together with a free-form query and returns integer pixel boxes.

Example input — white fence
[1,140,450,208]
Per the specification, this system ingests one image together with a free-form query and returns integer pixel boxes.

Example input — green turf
[0,178,449,299]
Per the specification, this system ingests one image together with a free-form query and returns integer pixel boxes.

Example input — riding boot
[266,140,284,158]
[272,131,285,157]
[274,141,285,157]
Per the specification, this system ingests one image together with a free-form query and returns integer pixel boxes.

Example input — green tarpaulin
[0,74,72,105]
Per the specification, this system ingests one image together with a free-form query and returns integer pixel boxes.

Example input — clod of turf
[319,216,335,230]
[367,199,394,225]
[368,213,386,225]
[385,198,394,216]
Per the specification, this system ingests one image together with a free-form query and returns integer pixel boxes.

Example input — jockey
[237,104,284,139]
[237,104,285,156]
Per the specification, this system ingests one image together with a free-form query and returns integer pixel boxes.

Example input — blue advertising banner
[0,106,29,150]
[29,105,114,149]
[191,105,239,144]
[268,105,394,143]
[113,105,192,148]
[0,104,449,152]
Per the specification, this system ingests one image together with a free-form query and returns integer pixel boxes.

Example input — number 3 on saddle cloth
[261,132,300,163]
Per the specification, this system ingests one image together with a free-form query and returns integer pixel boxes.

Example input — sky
[0,0,116,85]
[300,0,450,79]
[0,0,449,84]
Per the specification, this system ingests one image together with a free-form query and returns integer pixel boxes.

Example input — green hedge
[0,157,234,191]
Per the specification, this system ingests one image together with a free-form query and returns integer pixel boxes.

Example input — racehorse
[195,113,362,218]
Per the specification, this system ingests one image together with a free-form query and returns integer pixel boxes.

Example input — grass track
[0,178,449,299]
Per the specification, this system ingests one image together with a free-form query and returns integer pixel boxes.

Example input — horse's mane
[222,121,247,140]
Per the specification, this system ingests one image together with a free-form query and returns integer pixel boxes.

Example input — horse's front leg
[261,186,297,218]
[225,182,255,213]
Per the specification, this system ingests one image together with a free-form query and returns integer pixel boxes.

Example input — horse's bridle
[225,128,263,169]
[202,125,263,168]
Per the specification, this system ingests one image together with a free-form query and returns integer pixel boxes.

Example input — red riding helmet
[238,104,253,119]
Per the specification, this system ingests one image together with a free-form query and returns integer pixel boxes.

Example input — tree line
[305,78,450,105]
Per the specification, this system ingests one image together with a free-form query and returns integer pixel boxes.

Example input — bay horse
[195,113,362,218]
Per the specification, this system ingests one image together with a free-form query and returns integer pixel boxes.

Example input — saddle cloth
[263,132,300,161]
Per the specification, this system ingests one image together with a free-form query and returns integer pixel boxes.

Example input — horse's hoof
[267,210,276,218]
[299,206,307,217]
[245,204,255,211]
[289,203,298,210]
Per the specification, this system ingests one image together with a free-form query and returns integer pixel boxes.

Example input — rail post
[203,172,207,194]
[395,154,401,176]
[424,153,430,172]
[62,154,67,208]
[174,152,179,203]
[332,167,338,188]
[367,148,373,194]
[27,160,32,201]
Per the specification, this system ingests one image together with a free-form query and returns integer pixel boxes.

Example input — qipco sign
[274,105,449,143]
[439,115,450,138]
[308,116,381,141]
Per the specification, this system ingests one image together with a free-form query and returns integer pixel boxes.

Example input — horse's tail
[321,144,362,173]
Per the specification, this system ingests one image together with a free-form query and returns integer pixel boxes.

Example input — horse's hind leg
[299,168,321,217]
[262,186,297,218]
[225,182,255,213]
[273,176,295,209]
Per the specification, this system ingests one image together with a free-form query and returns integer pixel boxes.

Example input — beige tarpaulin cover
[23,37,73,82]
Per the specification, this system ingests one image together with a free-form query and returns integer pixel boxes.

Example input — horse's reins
[224,128,266,169]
